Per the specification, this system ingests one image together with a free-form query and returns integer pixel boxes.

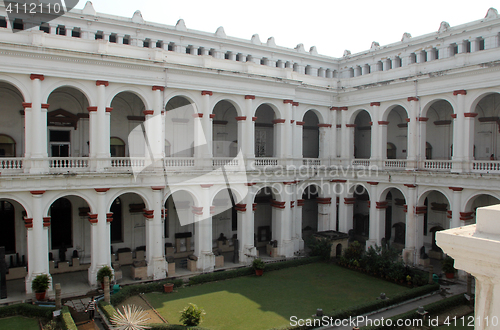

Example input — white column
[295,198,304,250]
[273,119,285,159]
[26,191,51,294]
[291,102,299,165]
[146,187,167,279]
[22,103,32,159]
[317,197,332,232]
[318,125,331,160]
[244,96,255,162]
[201,91,213,163]
[96,81,110,171]
[370,103,381,165]
[367,183,379,248]
[449,187,463,229]
[417,117,428,169]
[339,108,349,161]
[378,121,388,164]
[403,185,417,265]
[152,86,165,162]
[29,74,49,174]
[296,121,304,162]
[88,107,98,170]
[283,100,293,164]
[195,185,215,272]
[407,98,418,169]
[452,90,466,172]
[238,187,257,263]
[192,113,204,168]
[330,108,338,163]
[376,203,387,246]
[338,186,354,233]
[327,182,338,231]
[88,189,112,286]
[236,116,246,157]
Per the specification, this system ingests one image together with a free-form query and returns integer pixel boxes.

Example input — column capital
[200,184,213,188]
[272,119,286,124]
[283,99,293,104]
[449,187,464,192]
[460,211,474,220]
[244,95,255,100]
[297,199,305,207]
[346,124,356,128]
[331,179,347,183]
[87,106,98,112]
[340,106,348,111]
[370,102,381,107]
[405,118,411,122]
[95,188,110,193]
[292,102,299,107]
[407,97,419,102]
[344,198,356,204]
[192,113,203,118]
[415,206,427,214]
[235,116,247,121]
[417,117,429,122]
[317,198,332,204]
[318,124,332,128]
[271,200,286,209]
[41,104,50,109]
[22,102,32,109]
[235,204,246,212]
[404,184,417,188]
[192,206,203,215]
[367,181,379,185]
[464,112,478,118]
[451,114,457,119]
[30,74,45,81]
[151,186,165,191]
[107,213,113,222]
[143,210,154,219]
[24,218,33,229]
[376,201,388,209]
[143,110,154,116]
[244,182,257,186]
[88,214,98,224]
[43,217,51,227]
[378,121,389,125]
[283,181,296,185]
[330,107,339,111]
[296,121,305,126]
[96,80,109,87]
[210,114,216,119]
[30,190,46,195]
[201,90,213,96]
[106,107,113,113]
[152,86,165,91]
[453,89,467,96]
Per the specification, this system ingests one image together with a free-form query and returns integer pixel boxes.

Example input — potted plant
[96,265,114,289]
[442,256,457,279]
[164,282,175,293]
[32,274,50,301]
[252,258,265,276]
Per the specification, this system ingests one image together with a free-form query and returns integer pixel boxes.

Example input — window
[156,40,163,48]
[478,37,485,51]
[13,19,23,30]
[95,31,103,40]
[0,134,16,157]
[50,130,70,157]
[0,201,15,254]
[109,33,117,43]
[0,17,7,28]
[426,142,433,160]
[123,35,130,45]
[56,25,66,36]
[143,38,150,48]
[110,137,125,157]
[40,22,50,33]
[387,142,397,159]
[110,198,123,243]
[465,40,471,53]
[50,198,72,249]
[72,27,81,38]
[168,43,174,51]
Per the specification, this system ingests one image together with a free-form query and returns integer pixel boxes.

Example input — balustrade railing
[472,160,500,173]
[111,157,146,168]
[49,157,89,169]
[352,159,370,167]
[0,158,23,170]
[302,158,322,167]
[253,158,279,167]
[384,159,407,169]
[423,160,453,171]
[213,158,239,167]
[164,157,195,167]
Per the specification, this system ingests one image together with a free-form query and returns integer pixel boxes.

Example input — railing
[352,159,370,167]
[253,158,279,167]
[111,157,146,168]
[0,158,23,170]
[213,158,239,167]
[472,161,500,173]
[384,159,407,169]
[302,158,322,167]
[49,157,89,169]
[423,160,452,171]
[164,157,195,167]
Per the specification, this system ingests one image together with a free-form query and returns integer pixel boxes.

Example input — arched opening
[110,137,125,157]
[211,189,238,267]
[426,100,454,160]
[302,111,319,158]
[0,82,24,158]
[302,185,319,238]
[335,243,342,257]
[165,96,196,157]
[421,191,449,260]
[465,194,500,225]
[387,143,397,159]
[386,106,408,159]
[212,101,238,157]
[47,87,90,157]
[382,189,406,250]
[352,185,369,243]
[473,93,500,160]
[255,104,277,157]
[111,92,146,157]
[354,110,371,159]
[254,187,275,256]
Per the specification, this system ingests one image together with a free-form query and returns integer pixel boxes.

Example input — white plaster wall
[0,85,25,156]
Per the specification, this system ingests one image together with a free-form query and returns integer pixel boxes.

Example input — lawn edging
[361,293,468,330]
[61,306,77,330]
[0,303,54,320]
[188,256,322,286]
[110,279,184,306]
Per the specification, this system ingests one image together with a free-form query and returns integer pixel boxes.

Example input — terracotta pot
[35,291,46,301]
[255,269,264,276]
[164,283,174,293]
[445,272,455,279]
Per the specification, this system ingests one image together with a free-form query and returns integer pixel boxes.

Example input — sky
[73,1,497,58]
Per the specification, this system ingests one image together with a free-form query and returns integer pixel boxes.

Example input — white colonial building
[1,2,500,294]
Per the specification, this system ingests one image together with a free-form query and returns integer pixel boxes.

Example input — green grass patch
[0,316,39,330]
[146,263,409,330]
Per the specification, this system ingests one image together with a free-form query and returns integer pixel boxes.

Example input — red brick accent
[88,214,98,224]
[244,182,257,186]
[24,218,33,229]
[376,201,388,209]
[291,120,295,124]
[253,203,257,211]
[346,124,356,128]
[340,107,348,111]
[367,181,379,185]
[293,102,299,107]
[418,117,429,122]
[370,102,381,107]
[453,90,467,96]
[330,107,339,111]
[192,206,204,215]
[407,97,419,102]
[152,86,165,91]
[151,186,165,190]
[290,201,295,208]
[447,210,452,219]
[252,117,257,121]
[201,91,213,96]
[416,206,427,214]
[211,206,216,215]
[464,112,478,118]
[449,187,464,192]
[283,99,293,104]
[404,184,417,188]
[450,114,457,119]
[161,209,167,218]
[297,199,305,207]
[336,124,342,128]
[30,74,45,81]
[369,122,373,126]
[210,114,216,119]
[22,102,32,109]
[87,106,98,112]
[378,121,389,125]
[200,184,213,188]
[245,95,255,100]
[43,217,51,227]
[95,188,110,193]
[344,198,356,205]
[283,181,296,185]
[41,104,50,109]
[405,118,411,123]
[460,212,474,221]
[318,124,332,128]
[143,110,154,116]
[143,210,154,219]
[106,213,114,223]
[273,119,286,124]
[106,107,113,113]
[317,198,332,205]
[403,205,408,213]
[331,179,347,183]
[271,200,286,209]
[96,80,109,87]
[192,113,203,118]
[296,121,305,126]
[235,116,247,121]
[30,190,46,195]
[235,204,246,212]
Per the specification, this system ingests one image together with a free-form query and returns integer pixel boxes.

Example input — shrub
[98,301,117,321]
[61,306,77,330]
[96,265,113,284]
[180,303,205,327]
[344,241,364,261]
[442,255,456,274]
[0,303,54,320]
[32,274,51,293]
[252,258,265,270]
[110,279,184,305]
[305,236,333,260]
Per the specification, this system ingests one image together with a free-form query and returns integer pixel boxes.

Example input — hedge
[99,301,118,321]
[362,293,468,330]
[0,303,54,320]
[110,279,184,305]
[188,257,322,286]
[61,306,77,330]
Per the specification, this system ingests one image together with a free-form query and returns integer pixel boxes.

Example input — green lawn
[0,316,39,330]
[145,263,409,330]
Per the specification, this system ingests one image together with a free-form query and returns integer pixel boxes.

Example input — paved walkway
[321,279,471,329]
